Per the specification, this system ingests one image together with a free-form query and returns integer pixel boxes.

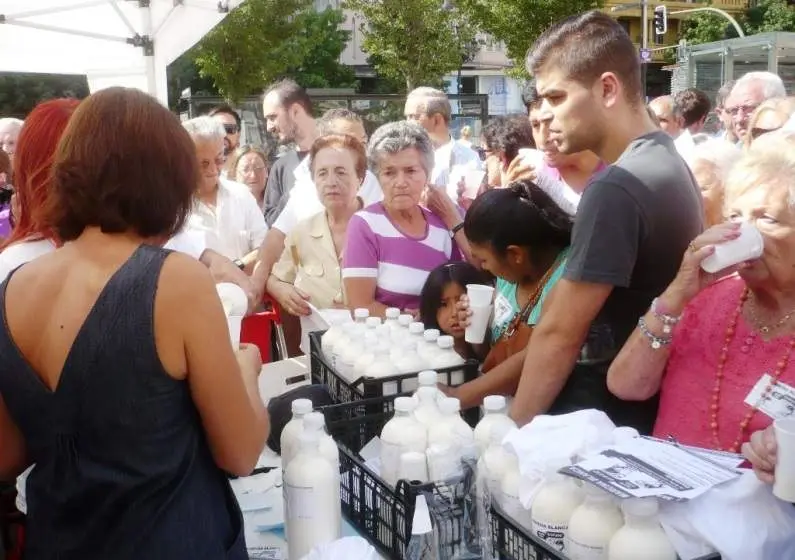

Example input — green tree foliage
[283,8,357,89]
[192,0,354,102]
[343,0,477,91]
[455,0,602,77]
[680,0,795,47]
[0,73,88,118]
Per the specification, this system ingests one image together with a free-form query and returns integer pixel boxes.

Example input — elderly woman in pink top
[608,137,795,452]
[343,121,468,317]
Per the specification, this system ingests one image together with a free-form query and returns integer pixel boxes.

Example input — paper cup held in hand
[215,282,248,316]
[465,305,492,344]
[463,169,486,199]
[773,417,795,502]
[466,284,494,307]
[700,222,764,274]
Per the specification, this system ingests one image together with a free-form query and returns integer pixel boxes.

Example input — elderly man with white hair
[684,140,742,228]
[404,87,481,200]
[183,116,268,267]
[725,71,786,143]
[0,117,23,162]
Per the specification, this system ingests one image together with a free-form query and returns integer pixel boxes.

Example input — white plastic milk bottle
[474,395,516,456]
[284,431,341,560]
[477,422,516,496]
[302,411,340,467]
[379,396,428,487]
[321,315,347,362]
[567,485,624,559]
[431,335,466,384]
[608,498,677,560]
[280,398,313,468]
[417,329,440,365]
[414,386,443,429]
[531,462,584,555]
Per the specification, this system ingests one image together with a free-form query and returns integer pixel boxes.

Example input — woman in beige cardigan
[267,134,365,315]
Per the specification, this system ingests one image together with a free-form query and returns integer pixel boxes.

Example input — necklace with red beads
[711,288,795,452]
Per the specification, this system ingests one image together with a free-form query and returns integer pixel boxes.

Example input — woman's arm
[0,395,28,480]
[608,223,742,401]
[344,277,389,318]
[164,254,269,476]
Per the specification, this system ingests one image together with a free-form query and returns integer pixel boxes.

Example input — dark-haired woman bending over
[442,180,573,409]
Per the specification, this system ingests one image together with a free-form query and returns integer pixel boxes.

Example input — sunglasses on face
[223,124,239,134]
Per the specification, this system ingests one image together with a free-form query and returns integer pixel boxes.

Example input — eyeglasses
[241,165,267,174]
[223,124,239,134]
[726,104,759,117]
[750,126,781,140]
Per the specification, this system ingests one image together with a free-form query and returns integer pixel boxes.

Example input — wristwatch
[233,259,245,270]
[450,222,465,238]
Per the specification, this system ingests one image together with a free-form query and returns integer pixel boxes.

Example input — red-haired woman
[0,99,79,281]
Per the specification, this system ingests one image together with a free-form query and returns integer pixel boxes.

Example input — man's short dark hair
[674,88,711,127]
[526,10,642,104]
[208,104,241,128]
[263,79,313,117]
[47,87,196,242]
[521,79,540,112]
[482,114,535,160]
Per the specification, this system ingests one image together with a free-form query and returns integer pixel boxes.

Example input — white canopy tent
[0,0,244,105]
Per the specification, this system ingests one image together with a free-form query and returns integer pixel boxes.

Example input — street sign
[639,48,652,63]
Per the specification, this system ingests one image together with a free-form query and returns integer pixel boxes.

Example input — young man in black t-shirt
[500,11,703,432]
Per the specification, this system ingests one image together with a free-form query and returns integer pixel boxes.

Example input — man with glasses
[209,105,242,156]
[724,72,786,144]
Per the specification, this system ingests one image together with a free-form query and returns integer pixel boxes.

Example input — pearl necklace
[711,288,795,452]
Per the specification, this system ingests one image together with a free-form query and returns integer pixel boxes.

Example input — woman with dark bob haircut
[0,88,268,559]
[442,180,572,409]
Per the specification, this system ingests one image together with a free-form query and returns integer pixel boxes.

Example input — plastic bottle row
[380,381,518,489]
[480,424,678,560]
[279,399,342,560]
[321,308,466,391]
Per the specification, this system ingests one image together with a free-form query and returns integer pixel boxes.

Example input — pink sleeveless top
[654,275,795,450]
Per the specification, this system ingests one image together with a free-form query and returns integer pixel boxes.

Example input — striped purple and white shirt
[343,202,461,310]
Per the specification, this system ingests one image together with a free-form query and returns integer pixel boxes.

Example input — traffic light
[653,5,668,36]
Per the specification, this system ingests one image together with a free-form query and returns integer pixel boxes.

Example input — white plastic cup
[700,222,764,274]
[463,169,486,199]
[465,284,494,344]
[773,417,795,502]
[227,314,244,350]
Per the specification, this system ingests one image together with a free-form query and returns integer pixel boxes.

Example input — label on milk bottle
[532,520,568,554]
[284,483,314,520]
[567,537,607,559]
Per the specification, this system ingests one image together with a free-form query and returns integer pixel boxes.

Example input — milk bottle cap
[417,370,438,387]
[439,397,462,415]
[398,314,413,327]
[394,396,418,413]
[291,399,313,415]
[483,395,507,412]
[423,329,440,341]
[437,335,455,349]
[409,321,425,335]
[354,308,370,320]
[366,317,382,328]
[385,308,400,319]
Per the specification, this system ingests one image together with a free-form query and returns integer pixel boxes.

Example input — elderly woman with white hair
[608,136,795,452]
[685,140,742,227]
[343,121,469,317]
[183,116,268,267]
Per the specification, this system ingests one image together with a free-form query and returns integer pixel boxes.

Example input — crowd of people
[0,8,791,557]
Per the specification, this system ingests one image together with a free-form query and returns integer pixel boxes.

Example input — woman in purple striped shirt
[343,121,472,317]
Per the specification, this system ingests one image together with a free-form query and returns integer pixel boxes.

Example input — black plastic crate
[321,396,481,560]
[309,330,481,425]
[490,503,723,560]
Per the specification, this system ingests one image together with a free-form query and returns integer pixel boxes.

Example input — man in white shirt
[182,117,269,266]
[404,87,481,199]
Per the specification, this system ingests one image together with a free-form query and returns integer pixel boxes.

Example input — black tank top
[0,244,247,559]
